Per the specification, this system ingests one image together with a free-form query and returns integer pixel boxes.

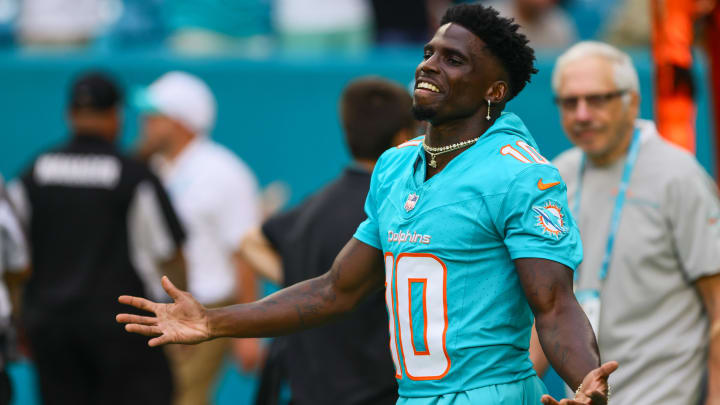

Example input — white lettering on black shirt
[35,154,120,188]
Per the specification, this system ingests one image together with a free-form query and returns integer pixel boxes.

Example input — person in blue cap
[118,4,616,404]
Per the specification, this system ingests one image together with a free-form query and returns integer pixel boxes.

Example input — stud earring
[486,99,491,121]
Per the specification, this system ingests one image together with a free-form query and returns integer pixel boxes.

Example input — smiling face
[556,56,639,164]
[412,23,508,125]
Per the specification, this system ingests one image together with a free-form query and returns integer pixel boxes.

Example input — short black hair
[69,71,123,111]
[341,77,415,161]
[441,4,538,101]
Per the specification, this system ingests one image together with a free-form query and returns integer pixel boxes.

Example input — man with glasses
[531,41,720,404]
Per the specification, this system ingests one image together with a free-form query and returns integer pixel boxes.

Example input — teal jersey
[353,112,582,398]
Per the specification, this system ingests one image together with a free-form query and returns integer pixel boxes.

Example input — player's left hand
[540,361,618,405]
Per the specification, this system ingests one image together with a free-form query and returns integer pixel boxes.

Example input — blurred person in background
[485,0,577,48]
[0,175,29,405]
[369,0,458,45]
[650,0,720,181]
[603,0,720,180]
[136,71,262,405]
[531,41,720,404]
[369,0,484,45]
[603,0,650,47]
[369,0,434,45]
[17,0,113,47]
[164,0,272,54]
[240,76,415,405]
[273,0,372,51]
[7,71,186,405]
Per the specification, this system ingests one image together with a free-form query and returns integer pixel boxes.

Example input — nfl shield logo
[404,193,419,212]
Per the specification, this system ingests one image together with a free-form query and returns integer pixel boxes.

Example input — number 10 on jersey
[385,252,451,380]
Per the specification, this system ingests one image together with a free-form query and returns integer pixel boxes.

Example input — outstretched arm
[696,273,720,405]
[515,258,617,404]
[117,238,384,346]
[211,238,384,337]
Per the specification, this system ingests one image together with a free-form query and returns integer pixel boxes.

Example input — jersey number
[500,141,549,164]
[385,253,451,380]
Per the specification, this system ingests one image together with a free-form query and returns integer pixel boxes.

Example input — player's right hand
[540,361,618,405]
[116,276,211,346]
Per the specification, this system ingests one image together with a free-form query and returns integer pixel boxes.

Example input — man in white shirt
[486,0,578,49]
[136,71,261,405]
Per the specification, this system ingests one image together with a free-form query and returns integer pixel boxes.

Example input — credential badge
[404,193,419,212]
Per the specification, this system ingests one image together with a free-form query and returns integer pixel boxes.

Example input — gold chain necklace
[422,136,480,168]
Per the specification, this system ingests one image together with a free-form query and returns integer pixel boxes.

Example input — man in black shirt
[239,77,416,405]
[8,72,186,405]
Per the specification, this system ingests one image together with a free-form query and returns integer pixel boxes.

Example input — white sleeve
[128,180,182,262]
[6,180,30,226]
[215,164,260,250]
[127,179,185,301]
[0,198,29,273]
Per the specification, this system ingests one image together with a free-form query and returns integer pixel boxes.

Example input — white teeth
[417,82,440,93]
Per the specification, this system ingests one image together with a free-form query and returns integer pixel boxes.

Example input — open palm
[116,276,211,346]
[541,361,618,405]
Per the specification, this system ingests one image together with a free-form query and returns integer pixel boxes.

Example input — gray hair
[552,41,640,96]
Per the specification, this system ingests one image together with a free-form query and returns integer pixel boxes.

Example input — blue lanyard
[572,129,641,282]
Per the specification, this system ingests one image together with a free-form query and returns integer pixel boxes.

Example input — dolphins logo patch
[532,201,567,238]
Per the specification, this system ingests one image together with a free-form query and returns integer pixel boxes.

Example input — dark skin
[68,107,121,142]
[117,23,616,404]
[414,23,509,178]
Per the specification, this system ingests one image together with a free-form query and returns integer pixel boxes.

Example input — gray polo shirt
[553,119,720,405]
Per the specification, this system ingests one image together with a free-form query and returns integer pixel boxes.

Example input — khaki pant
[166,299,234,405]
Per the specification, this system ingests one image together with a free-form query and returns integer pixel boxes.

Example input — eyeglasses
[554,90,628,111]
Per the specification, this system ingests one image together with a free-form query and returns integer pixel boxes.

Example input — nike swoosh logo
[537,179,560,190]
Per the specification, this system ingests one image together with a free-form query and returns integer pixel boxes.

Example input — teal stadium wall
[0,48,716,404]
[0,49,716,200]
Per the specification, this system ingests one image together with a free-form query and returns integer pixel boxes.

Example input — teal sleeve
[353,162,382,250]
[495,165,583,270]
